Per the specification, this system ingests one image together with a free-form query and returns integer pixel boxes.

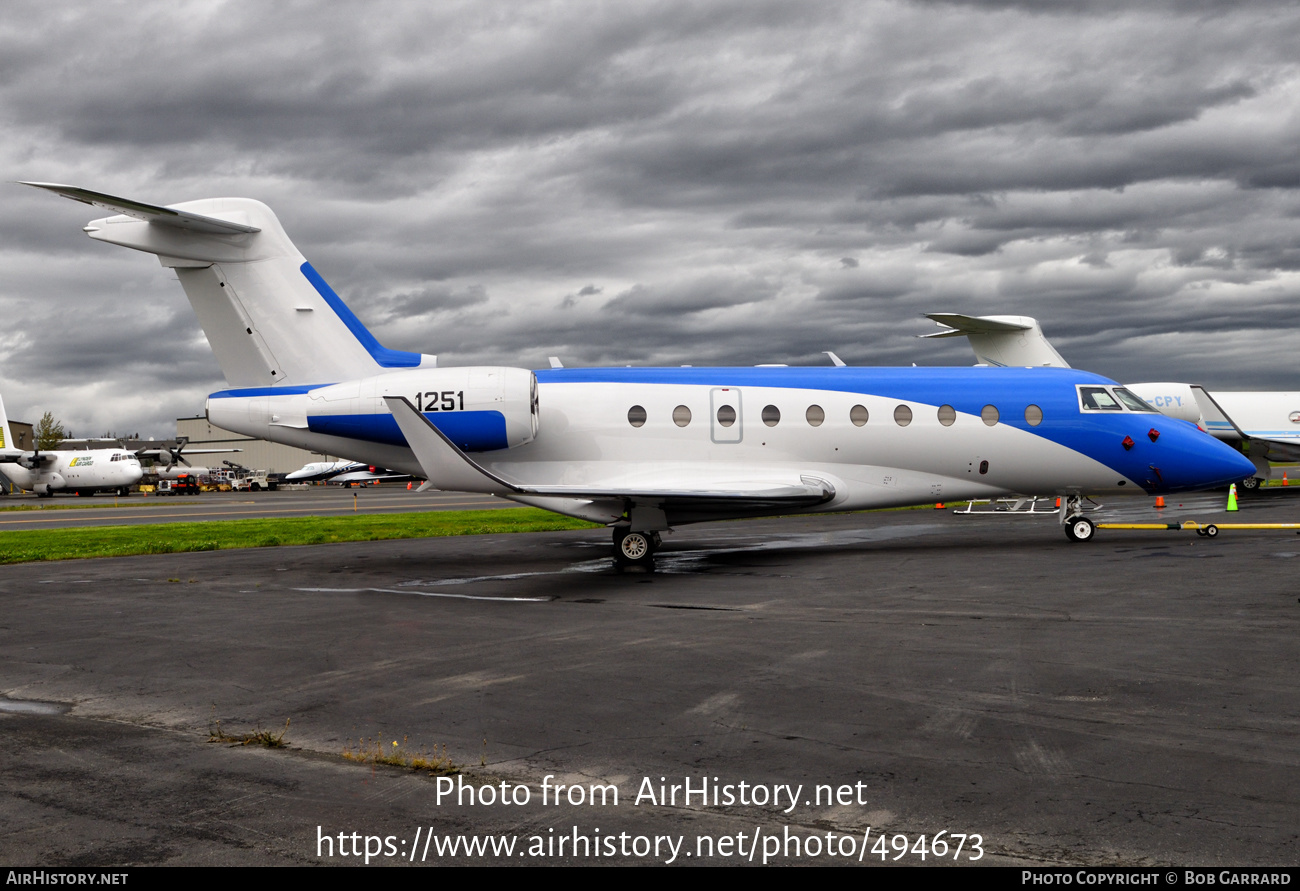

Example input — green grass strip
[0,509,599,565]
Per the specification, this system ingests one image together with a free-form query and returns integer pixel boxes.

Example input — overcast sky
[2,0,1299,438]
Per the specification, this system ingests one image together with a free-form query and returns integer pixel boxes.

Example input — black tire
[1063,516,1095,543]
[1240,477,1261,491]
[613,528,656,570]
[1204,524,1219,538]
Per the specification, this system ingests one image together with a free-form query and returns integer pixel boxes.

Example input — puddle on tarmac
[0,697,69,715]
[292,523,946,597]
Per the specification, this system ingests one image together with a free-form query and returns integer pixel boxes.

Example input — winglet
[384,396,519,496]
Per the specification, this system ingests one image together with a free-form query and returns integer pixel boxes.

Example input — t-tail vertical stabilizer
[20,183,436,388]
[0,389,12,453]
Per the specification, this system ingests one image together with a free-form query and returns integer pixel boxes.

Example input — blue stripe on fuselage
[533,366,1247,492]
[308,410,509,451]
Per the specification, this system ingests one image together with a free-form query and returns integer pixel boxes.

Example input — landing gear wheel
[1063,516,1095,543]
[1240,477,1261,491]
[613,528,657,572]
[1204,524,1219,538]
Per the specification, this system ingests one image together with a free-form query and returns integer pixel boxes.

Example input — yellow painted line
[0,499,509,525]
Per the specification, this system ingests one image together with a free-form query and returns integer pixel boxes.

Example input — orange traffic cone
[407,482,413,490]
[1284,472,1289,487]
[1055,497,1061,508]
[1155,496,1165,508]
[934,502,945,509]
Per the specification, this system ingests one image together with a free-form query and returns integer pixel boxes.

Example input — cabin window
[627,405,647,427]
[981,405,999,426]
[673,405,692,427]
[894,404,912,427]
[850,405,868,426]
[937,405,956,427]
[716,405,737,427]
[1025,404,1043,426]
[806,405,825,427]
[762,405,781,427]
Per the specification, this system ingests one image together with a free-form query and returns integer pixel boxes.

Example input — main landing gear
[613,527,661,572]
[1060,494,1095,543]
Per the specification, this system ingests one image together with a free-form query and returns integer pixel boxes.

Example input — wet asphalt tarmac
[1,488,1297,866]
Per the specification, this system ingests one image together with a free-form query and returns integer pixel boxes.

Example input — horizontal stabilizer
[919,312,1070,368]
[919,313,1033,337]
[18,182,260,235]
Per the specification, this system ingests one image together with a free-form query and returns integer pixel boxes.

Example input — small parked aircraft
[286,459,408,485]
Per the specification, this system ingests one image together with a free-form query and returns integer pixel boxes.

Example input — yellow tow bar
[1096,521,1300,538]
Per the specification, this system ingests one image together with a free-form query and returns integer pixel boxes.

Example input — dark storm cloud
[4,0,1300,434]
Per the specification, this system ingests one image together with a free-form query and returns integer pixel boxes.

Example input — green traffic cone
[1227,483,1239,512]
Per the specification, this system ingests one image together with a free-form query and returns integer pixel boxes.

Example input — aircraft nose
[1160,427,1255,491]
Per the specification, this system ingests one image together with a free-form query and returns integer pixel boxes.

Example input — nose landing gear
[1060,494,1096,543]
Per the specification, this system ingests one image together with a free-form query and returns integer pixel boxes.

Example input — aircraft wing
[18,183,261,235]
[1197,390,1300,462]
[0,451,54,467]
[384,396,835,522]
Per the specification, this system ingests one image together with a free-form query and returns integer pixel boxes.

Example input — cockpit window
[1080,387,1122,411]
[1113,388,1158,413]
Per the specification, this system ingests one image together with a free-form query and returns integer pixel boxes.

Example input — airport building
[175,416,343,475]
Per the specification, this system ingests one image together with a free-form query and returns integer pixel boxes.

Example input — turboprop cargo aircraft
[0,392,142,496]
[25,183,1254,564]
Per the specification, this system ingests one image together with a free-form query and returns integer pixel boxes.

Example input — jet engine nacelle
[1125,382,1203,425]
[208,367,539,453]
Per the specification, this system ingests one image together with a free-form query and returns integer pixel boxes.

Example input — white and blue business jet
[25,183,1254,567]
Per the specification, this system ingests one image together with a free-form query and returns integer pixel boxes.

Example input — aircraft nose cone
[1162,430,1256,491]
[1221,448,1258,485]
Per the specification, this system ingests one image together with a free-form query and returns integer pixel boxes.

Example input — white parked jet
[26,183,1254,563]
[286,459,408,485]
[921,312,1291,489]
[0,393,142,496]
